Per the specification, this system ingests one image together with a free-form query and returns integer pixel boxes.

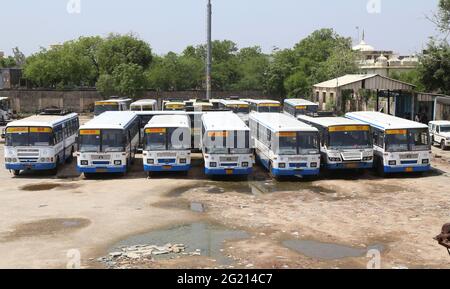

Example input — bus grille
[158,159,176,164]
[400,154,419,160]
[91,155,111,160]
[220,156,239,162]
[17,149,40,158]
[19,158,38,163]
[341,152,362,161]
[221,163,238,167]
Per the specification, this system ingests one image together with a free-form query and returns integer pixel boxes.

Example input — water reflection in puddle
[110,222,250,265]
[283,240,385,260]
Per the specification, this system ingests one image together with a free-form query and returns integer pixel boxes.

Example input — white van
[429,121,450,150]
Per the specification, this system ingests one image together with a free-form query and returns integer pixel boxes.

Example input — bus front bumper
[384,165,431,173]
[77,166,127,174]
[6,163,56,171]
[144,164,191,172]
[205,167,253,176]
[327,162,373,170]
[272,168,320,177]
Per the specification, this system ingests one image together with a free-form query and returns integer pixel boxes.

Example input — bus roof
[96,99,132,104]
[242,99,281,105]
[284,98,318,107]
[7,113,78,128]
[145,115,190,129]
[0,97,9,101]
[202,112,249,131]
[80,111,137,130]
[135,111,203,117]
[429,120,450,126]
[131,99,157,106]
[298,115,367,128]
[250,113,317,133]
[219,99,249,106]
[346,111,428,130]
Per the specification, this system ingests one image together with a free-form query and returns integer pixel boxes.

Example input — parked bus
[201,112,254,176]
[242,99,282,113]
[77,111,140,176]
[4,111,79,176]
[249,113,321,177]
[143,115,191,175]
[130,99,158,112]
[429,121,450,150]
[284,99,319,117]
[218,99,250,124]
[162,101,186,111]
[298,115,374,170]
[94,99,132,116]
[346,111,431,175]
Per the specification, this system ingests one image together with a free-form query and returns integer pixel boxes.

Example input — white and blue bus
[346,111,431,175]
[130,99,158,112]
[94,99,132,116]
[297,115,374,170]
[77,111,140,176]
[242,99,282,113]
[4,111,79,175]
[143,115,191,175]
[218,99,250,124]
[249,113,321,177]
[284,99,319,117]
[201,112,254,176]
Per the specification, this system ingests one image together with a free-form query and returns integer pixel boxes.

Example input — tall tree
[419,40,450,94]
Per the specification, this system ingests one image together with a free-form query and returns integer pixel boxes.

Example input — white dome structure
[353,40,375,52]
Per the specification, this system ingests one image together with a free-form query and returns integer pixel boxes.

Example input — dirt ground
[0,133,449,269]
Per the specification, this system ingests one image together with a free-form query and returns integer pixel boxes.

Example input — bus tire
[376,158,385,177]
[441,140,447,151]
[84,173,93,179]
[13,170,20,176]
[51,157,60,175]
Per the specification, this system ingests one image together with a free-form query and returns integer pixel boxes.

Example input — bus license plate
[225,169,234,175]
[96,168,107,173]
[345,163,359,169]
[163,165,172,170]
[405,167,414,173]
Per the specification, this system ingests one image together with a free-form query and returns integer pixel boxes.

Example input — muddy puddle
[283,239,385,260]
[109,222,250,265]
[20,182,81,192]
[154,199,206,213]
[0,218,91,242]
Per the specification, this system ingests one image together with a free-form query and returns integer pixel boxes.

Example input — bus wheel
[51,158,59,175]
[376,159,385,177]
[84,173,93,179]
[441,140,447,150]
[13,170,20,176]
[147,171,152,178]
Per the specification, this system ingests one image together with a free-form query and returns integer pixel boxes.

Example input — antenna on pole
[206,0,212,100]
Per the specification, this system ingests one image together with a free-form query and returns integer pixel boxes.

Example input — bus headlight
[389,160,397,166]
[422,159,429,164]
[80,160,88,166]
[278,163,286,169]
[310,162,318,168]
[328,157,341,162]
[210,162,217,168]
[5,158,11,163]
[114,160,122,166]
[180,158,187,164]
[242,162,249,168]
[147,159,154,165]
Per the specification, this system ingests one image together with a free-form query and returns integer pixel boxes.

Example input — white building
[352,33,419,77]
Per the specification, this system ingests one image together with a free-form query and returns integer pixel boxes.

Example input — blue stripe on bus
[6,163,57,171]
[272,168,320,177]
[77,166,127,173]
[205,168,252,176]
[144,164,190,172]
[384,165,430,173]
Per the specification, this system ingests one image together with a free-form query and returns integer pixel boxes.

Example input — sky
[0,0,441,57]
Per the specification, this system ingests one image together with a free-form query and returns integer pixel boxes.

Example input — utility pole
[206,0,212,100]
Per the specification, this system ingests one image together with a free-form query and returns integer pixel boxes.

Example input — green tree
[0,56,16,68]
[231,46,269,91]
[418,40,450,94]
[97,63,147,97]
[97,33,153,75]
[390,70,426,92]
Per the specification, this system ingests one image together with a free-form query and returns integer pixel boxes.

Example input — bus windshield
[385,129,430,152]
[79,129,125,152]
[5,128,53,147]
[145,128,190,151]
[276,132,319,155]
[204,131,251,154]
[258,106,281,113]
[328,130,372,150]
[94,104,119,116]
